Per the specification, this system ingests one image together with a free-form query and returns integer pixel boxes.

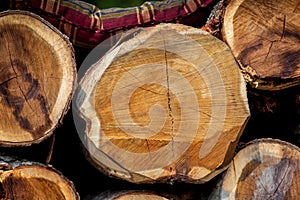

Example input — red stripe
[58,6,92,29]
[155,6,183,22]
[184,3,193,14]
[102,13,140,30]
[27,0,42,9]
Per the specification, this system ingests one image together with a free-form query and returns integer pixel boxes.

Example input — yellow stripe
[40,0,44,9]
[149,4,155,21]
[136,7,141,24]
[64,22,72,37]
[187,0,198,12]
[140,5,150,23]
[60,1,91,16]
[58,21,64,33]
[94,10,102,28]
[90,6,94,29]
[55,0,61,14]
[184,6,189,13]
[45,0,55,13]
[72,26,77,45]
[101,9,138,19]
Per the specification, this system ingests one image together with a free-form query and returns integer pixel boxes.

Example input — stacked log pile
[0,0,299,199]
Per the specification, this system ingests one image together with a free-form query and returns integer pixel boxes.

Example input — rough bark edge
[0,10,77,147]
[242,76,300,91]
[200,0,229,39]
[237,138,300,152]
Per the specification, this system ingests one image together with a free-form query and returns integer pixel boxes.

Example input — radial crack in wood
[0,11,76,146]
[222,0,300,90]
[75,23,250,183]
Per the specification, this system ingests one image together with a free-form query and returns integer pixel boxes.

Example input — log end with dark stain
[223,0,300,90]
[0,160,79,200]
[0,10,76,146]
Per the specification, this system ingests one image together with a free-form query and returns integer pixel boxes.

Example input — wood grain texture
[222,0,300,90]
[0,11,76,146]
[87,190,172,200]
[211,139,300,200]
[76,23,250,183]
[0,156,79,199]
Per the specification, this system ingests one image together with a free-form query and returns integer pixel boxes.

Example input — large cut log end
[0,10,76,146]
[75,23,250,183]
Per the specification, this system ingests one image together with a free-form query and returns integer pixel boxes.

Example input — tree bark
[75,23,250,183]
[222,0,300,90]
[0,155,79,199]
[210,138,300,199]
[0,10,76,146]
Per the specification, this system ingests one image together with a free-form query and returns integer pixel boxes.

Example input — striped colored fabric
[9,0,214,48]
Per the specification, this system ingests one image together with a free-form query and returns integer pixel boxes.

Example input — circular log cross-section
[0,11,76,146]
[222,0,300,90]
[214,139,300,199]
[0,156,79,199]
[87,190,174,200]
[75,23,250,183]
